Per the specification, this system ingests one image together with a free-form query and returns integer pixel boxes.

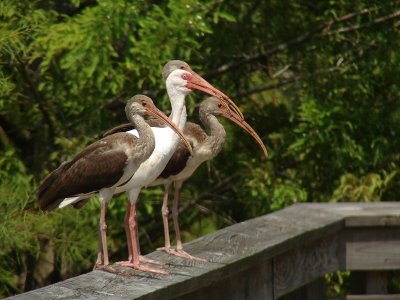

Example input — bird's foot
[114,261,133,267]
[158,246,207,262]
[175,249,207,262]
[114,261,168,275]
[93,261,103,271]
[139,255,165,266]
[93,264,134,276]
[115,256,165,267]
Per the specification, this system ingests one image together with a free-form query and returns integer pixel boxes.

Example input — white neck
[166,77,189,131]
[114,75,190,195]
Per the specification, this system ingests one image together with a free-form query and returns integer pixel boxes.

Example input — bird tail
[37,161,70,211]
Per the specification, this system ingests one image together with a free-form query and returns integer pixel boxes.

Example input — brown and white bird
[104,97,268,261]
[108,61,241,274]
[68,61,242,274]
[152,97,268,260]
[37,95,192,273]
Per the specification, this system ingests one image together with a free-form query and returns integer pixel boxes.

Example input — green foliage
[1,0,400,297]
[332,171,399,203]
[325,271,351,297]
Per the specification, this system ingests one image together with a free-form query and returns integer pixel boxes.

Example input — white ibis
[110,60,241,274]
[37,95,192,274]
[151,96,268,260]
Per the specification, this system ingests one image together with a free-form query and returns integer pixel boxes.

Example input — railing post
[366,271,388,294]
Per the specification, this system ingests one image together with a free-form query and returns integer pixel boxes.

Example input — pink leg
[132,200,164,265]
[93,203,123,274]
[94,226,103,268]
[116,203,164,266]
[133,202,164,266]
[170,182,206,262]
[118,203,168,275]
[115,203,132,266]
[124,203,133,262]
[157,183,174,253]
[100,204,110,266]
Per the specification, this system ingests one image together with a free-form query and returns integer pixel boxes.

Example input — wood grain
[345,228,400,270]
[8,202,400,300]
[274,234,340,298]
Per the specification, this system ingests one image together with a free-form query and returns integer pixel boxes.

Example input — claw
[175,249,207,262]
[115,256,165,267]
[158,246,207,262]
[114,261,168,275]
[139,255,165,266]
[94,264,134,276]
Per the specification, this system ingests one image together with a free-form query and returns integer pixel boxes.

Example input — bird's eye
[142,101,147,107]
[181,73,190,80]
[180,66,185,69]
[218,103,223,108]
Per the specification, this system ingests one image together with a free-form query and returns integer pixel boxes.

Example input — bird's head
[199,96,229,116]
[163,60,193,95]
[200,96,269,158]
[125,95,193,155]
[162,60,244,120]
[125,95,155,117]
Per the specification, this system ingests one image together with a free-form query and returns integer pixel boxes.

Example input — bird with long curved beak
[62,61,246,275]
[37,95,192,274]
[109,60,246,274]
[176,62,245,120]
[148,96,267,261]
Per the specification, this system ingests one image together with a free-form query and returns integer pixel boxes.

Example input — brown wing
[102,118,165,138]
[185,122,207,145]
[38,133,136,211]
[158,122,207,178]
[102,123,135,137]
[158,138,191,178]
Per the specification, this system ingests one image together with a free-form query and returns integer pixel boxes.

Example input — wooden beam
[345,228,400,270]
[273,234,340,298]
[8,203,400,300]
[347,295,400,300]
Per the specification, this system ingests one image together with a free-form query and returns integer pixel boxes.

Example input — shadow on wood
[8,203,400,300]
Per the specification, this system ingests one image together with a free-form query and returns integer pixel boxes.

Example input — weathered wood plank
[298,203,400,228]
[280,277,326,300]
[274,233,341,298]
[7,203,400,300]
[345,228,400,270]
[174,258,273,300]
[347,295,400,300]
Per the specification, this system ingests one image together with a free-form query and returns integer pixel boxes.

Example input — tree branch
[232,78,297,99]
[320,10,400,36]
[205,6,388,79]
[14,58,58,140]
[232,64,345,99]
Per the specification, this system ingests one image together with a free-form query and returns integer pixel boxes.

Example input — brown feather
[102,118,165,138]
[102,123,135,137]
[158,122,206,178]
[101,120,208,180]
[103,121,208,179]
[38,133,137,211]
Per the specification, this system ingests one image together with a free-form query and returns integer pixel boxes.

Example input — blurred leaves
[1,0,400,297]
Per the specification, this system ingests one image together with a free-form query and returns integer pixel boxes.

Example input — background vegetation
[1,0,400,297]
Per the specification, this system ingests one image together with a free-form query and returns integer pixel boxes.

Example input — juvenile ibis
[152,96,268,260]
[103,97,267,262]
[37,95,192,273]
[110,60,242,274]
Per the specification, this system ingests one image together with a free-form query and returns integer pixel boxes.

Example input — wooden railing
[8,203,400,300]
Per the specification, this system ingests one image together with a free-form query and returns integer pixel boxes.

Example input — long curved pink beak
[146,104,193,156]
[186,71,244,120]
[221,108,268,158]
